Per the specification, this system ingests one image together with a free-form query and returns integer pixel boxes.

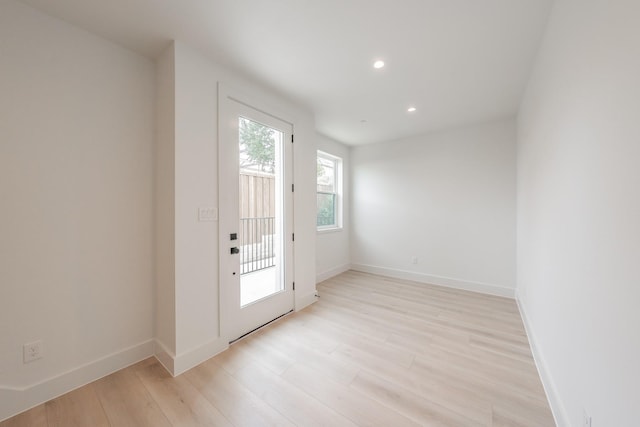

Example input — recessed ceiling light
[373,60,385,69]
[407,107,417,112]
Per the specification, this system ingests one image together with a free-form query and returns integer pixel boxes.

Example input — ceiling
[20,0,553,145]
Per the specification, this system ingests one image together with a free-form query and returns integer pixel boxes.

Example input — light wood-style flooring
[1,271,555,426]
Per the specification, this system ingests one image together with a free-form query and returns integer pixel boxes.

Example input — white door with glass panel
[219,86,294,342]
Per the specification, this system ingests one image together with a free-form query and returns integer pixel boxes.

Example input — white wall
[517,0,640,425]
[316,134,351,282]
[0,0,155,421]
[351,120,516,296]
[154,41,318,375]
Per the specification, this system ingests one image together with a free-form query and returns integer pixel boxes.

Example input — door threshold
[229,309,294,345]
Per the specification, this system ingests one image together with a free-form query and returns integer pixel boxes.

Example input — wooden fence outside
[239,171,275,246]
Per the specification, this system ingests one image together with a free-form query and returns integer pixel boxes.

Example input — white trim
[173,338,228,376]
[154,338,228,377]
[316,263,351,284]
[295,290,319,312]
[350,263,515,298]
[316,226,343,234]
[516,292,569,427]
[153,339,175,375]
[0,339,154,422]
[220,82,296,126]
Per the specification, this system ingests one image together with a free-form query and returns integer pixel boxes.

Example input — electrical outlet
[583,409,592,427]
[23,340,43,363]
[411,256,418,264]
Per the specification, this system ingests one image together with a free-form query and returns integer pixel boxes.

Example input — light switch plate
[198,207,218,222]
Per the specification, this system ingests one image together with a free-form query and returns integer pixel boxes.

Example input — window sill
[317,227,343,234]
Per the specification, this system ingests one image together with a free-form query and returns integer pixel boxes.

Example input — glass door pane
[238,117,284,306]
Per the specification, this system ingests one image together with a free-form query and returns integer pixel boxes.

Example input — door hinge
[292,233,295,241]
[292,183,294,192]
[293,282,296,291]
[291,135,294,143]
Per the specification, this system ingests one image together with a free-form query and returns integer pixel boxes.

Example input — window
[317,150,342,230]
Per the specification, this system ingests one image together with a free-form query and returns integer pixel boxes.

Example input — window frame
[316,150,343,232]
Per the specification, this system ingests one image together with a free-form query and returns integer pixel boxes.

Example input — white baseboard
[173,338,228,376]
[316,263,351,284]
[154,338,228,377]
[153,339,175,375]
[350,263,515,298]
[516,293,569,427]
[0,339,154,422]
[295,290,319,312]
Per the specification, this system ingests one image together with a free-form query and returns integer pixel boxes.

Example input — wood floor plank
[492,401,556,427]
[410,352,552,414]
[282,362,421,427]
[233,327,297,376]
[332,271,518,315]
[136,361,233,427]
[298,305,391,342]
[209,338,257,375]
[320,287,527,345]
[388,330,541,381]
[93,361,172,427]
[185,358,296,427]
[284,312,416,369]
[232,361,359,427]
[329,342,493,423]
[0,404,47,427]
[318,286,526,345]
[45,384,109,427]
[252,323,361,386]
[350,370,486,426]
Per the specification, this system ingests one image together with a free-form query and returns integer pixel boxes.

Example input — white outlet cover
[198,207,218,222]
[23,340,43,363]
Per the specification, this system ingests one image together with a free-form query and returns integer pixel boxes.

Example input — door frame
[218,83,295,343]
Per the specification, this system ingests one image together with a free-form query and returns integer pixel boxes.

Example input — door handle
[230,247,239,254]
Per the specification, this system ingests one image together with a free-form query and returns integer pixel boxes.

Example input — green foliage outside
[317,193,335,226]
[240,117,275,173]
[316,155,336,226]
